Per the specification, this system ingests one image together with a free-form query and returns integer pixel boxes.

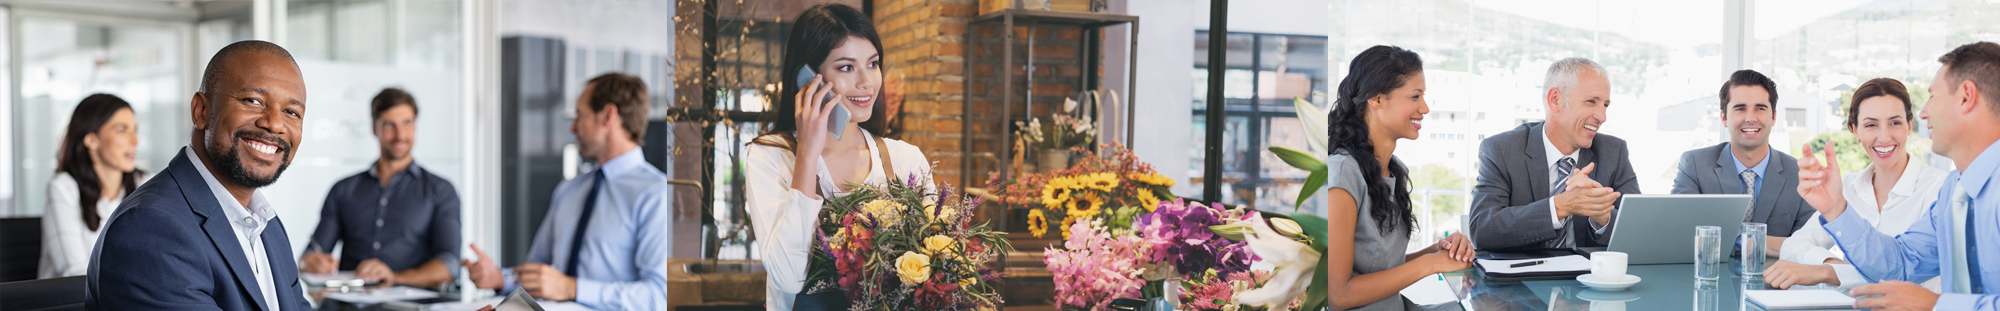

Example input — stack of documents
[1743,290,1856,309]
[1474,255,1591,275]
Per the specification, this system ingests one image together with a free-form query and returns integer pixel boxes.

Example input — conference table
[1440,260,1859,311]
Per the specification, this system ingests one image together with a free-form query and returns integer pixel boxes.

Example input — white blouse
[40,171,150,279]
[1781,161,1947,290]
[744,131,931,311]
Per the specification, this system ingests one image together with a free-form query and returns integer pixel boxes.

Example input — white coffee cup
[1591,251,1629,280]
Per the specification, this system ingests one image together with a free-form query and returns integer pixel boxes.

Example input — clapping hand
[1554,163,1621,225]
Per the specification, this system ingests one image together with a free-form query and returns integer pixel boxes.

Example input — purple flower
[1138,199,1258,277]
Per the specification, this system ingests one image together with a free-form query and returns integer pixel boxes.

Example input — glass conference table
[1439,260,1858,311]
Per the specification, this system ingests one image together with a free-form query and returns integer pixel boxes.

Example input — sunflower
[1082,172,1119,191]
[1040,177,1074,208]
[1064,174,1090,190]
[1136,188,1161,212]
[1066,192,1104,219]
[1059,215,1079,239]
[1131,172,1176,187]
[1026,209,1050,238]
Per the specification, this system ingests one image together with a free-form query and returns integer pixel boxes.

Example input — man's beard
[207,129,293,188]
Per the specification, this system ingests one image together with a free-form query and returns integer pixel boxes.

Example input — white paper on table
[1742,290,1857,309]
[1473,255,1591,274]
[323,287,439,304]
[301,271,360,285]
[1400,274,1458,305]
[419,297,597,311]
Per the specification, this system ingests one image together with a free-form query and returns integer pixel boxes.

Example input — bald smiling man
[86,40,314,311]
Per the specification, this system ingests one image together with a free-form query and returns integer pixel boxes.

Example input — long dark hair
[1328,45,1420,235]
[57,94,143,231]
[753,3,891,151]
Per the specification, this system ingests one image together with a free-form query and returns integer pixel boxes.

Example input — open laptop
[1576,194,1754,265]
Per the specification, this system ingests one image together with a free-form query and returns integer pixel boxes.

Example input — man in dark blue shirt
[300,88,461,288]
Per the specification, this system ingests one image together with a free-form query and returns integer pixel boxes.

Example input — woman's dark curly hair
[1328,45,1421,235]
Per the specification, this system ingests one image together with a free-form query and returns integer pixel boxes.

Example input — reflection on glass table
[1441,260,1859,311]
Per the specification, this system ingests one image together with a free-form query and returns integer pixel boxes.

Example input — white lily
[1233,214,1320,311]
[1064,97,1079,113]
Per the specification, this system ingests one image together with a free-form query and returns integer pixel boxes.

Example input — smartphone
[796,65,851,140]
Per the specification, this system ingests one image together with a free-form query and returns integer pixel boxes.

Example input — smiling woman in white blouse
[744,4,930,311]
[40,94,150,279]
[1763,78,1948,290]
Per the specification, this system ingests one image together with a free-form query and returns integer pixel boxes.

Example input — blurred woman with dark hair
[40,93,148,278]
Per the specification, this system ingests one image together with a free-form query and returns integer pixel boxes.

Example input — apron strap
[874,134,897,181]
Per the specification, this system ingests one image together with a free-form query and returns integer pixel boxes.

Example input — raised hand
[1796,143,1848,220]
[790,75,841,198]
[461,243,503,290]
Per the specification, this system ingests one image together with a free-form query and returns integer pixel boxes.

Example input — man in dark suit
[1471,57,1642,251]
[1672,69,1814,254]
[86,40,313,311]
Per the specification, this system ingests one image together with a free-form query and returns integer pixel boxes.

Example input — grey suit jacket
[1670,142,1815,237]
[1470,122,1643,251]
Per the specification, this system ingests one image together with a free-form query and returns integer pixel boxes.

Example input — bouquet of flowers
[1136,199,1258,279]
[1043,219,1152,311]
[804,175,1012,310]
[992,143,1176,239]
[1018,97,1099,151]
[1179,269,1281,311]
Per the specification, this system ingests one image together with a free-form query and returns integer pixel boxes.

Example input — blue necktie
[564,170,606,275]
[1969,197,1984,293]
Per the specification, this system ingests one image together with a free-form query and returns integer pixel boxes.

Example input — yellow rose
[922,235,956,257]
[895,251,933,285]
[960,277,977,288]
[930,202,956,223]
[862,199,906,225]
[831,227,849,250]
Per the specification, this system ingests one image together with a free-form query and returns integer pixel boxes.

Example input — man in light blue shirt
[1805,41,2000,311]
[465,73,671,310]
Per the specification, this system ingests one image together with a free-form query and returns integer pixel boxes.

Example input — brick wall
[875,0,1094,191]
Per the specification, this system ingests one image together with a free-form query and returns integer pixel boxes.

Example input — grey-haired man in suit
[1671,69,1815,255]
[1470,57,1643,251]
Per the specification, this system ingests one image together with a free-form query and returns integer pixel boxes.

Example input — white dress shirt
[39,171,149,278]
[1782,160,1947,290]
[1541,132,1608,233]
[744,131,931,311]
[182,147,282,310]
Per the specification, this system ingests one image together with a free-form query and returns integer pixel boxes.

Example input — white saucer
[1576,274,1641,291]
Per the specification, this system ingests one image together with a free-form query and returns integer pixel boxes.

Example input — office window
[1192,32,1330,215]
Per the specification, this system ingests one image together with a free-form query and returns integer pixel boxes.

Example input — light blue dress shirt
[507,147,673,310]
[1729,147,1772,198]
[1827,141,2000,310]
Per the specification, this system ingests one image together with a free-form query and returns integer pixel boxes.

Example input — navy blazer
[87,152,312,311]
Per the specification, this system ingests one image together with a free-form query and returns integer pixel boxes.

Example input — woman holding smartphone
[744,3,931,311]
